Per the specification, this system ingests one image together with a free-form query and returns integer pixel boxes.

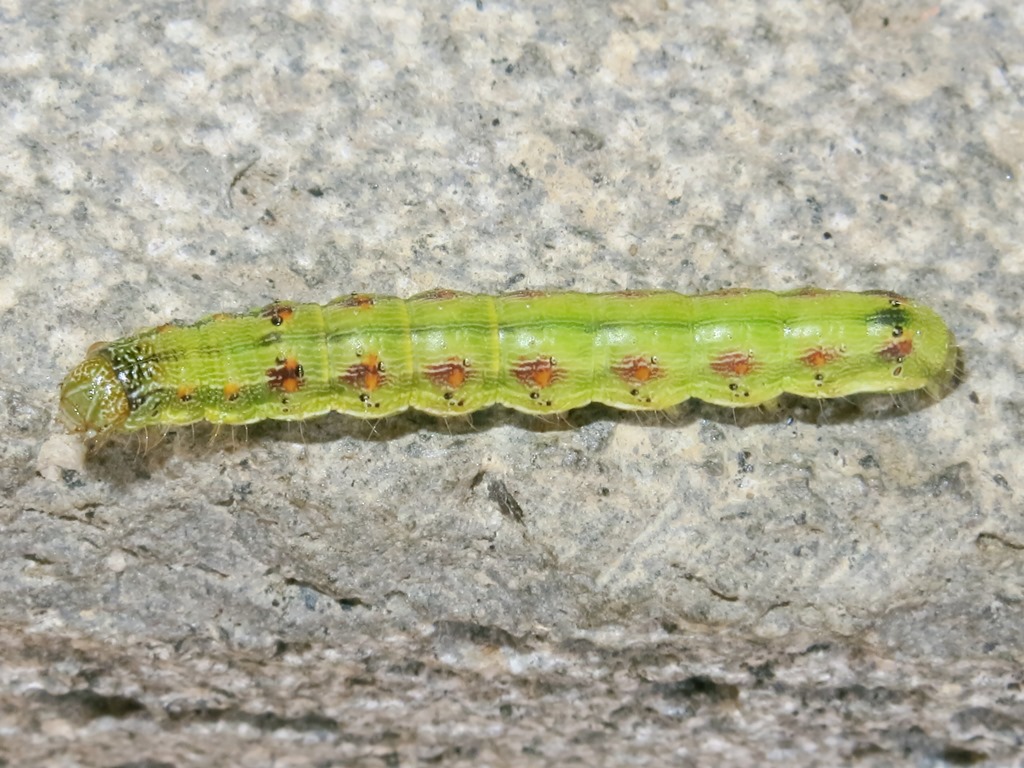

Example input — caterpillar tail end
[921,327,960,402]
[59,352,130,439]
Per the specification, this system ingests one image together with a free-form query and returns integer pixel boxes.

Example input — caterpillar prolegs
[59,289,957,439]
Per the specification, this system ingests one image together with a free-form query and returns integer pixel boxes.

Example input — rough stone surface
[2,1,1022,765]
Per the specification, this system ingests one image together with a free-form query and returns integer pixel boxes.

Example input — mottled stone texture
[2,1,1022,765]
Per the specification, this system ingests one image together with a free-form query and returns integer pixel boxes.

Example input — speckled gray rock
[2,1,1022,766]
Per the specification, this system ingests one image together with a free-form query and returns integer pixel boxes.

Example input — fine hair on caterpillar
[59,288,958,447]
[77,389,948,469]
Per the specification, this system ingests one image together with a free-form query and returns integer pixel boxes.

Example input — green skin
[59,289,957,439]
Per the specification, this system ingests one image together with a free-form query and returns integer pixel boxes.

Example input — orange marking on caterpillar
[612,355,663,384]
[412,288,466,301]
[176,385,194,402]
[879,337,913,361]
[266,356,305,393]
[223,382,241,401]
[341,353,387,391]
[611,289,659,299]
[701,287,752,297]
[512,356,564,389]
[790,287,831,298]
[338,293,376,309]
[504,289,546,299]
[424,358,471,390]
[800,346,843,368]
[261,303,294,326]
[710,351,759,377]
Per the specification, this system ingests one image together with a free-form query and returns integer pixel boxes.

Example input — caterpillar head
[59,347,130,439]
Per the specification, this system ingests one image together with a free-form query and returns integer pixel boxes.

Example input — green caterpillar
[59,288,957,439]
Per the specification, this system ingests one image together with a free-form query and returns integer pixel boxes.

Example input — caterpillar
[59,288,957,440]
